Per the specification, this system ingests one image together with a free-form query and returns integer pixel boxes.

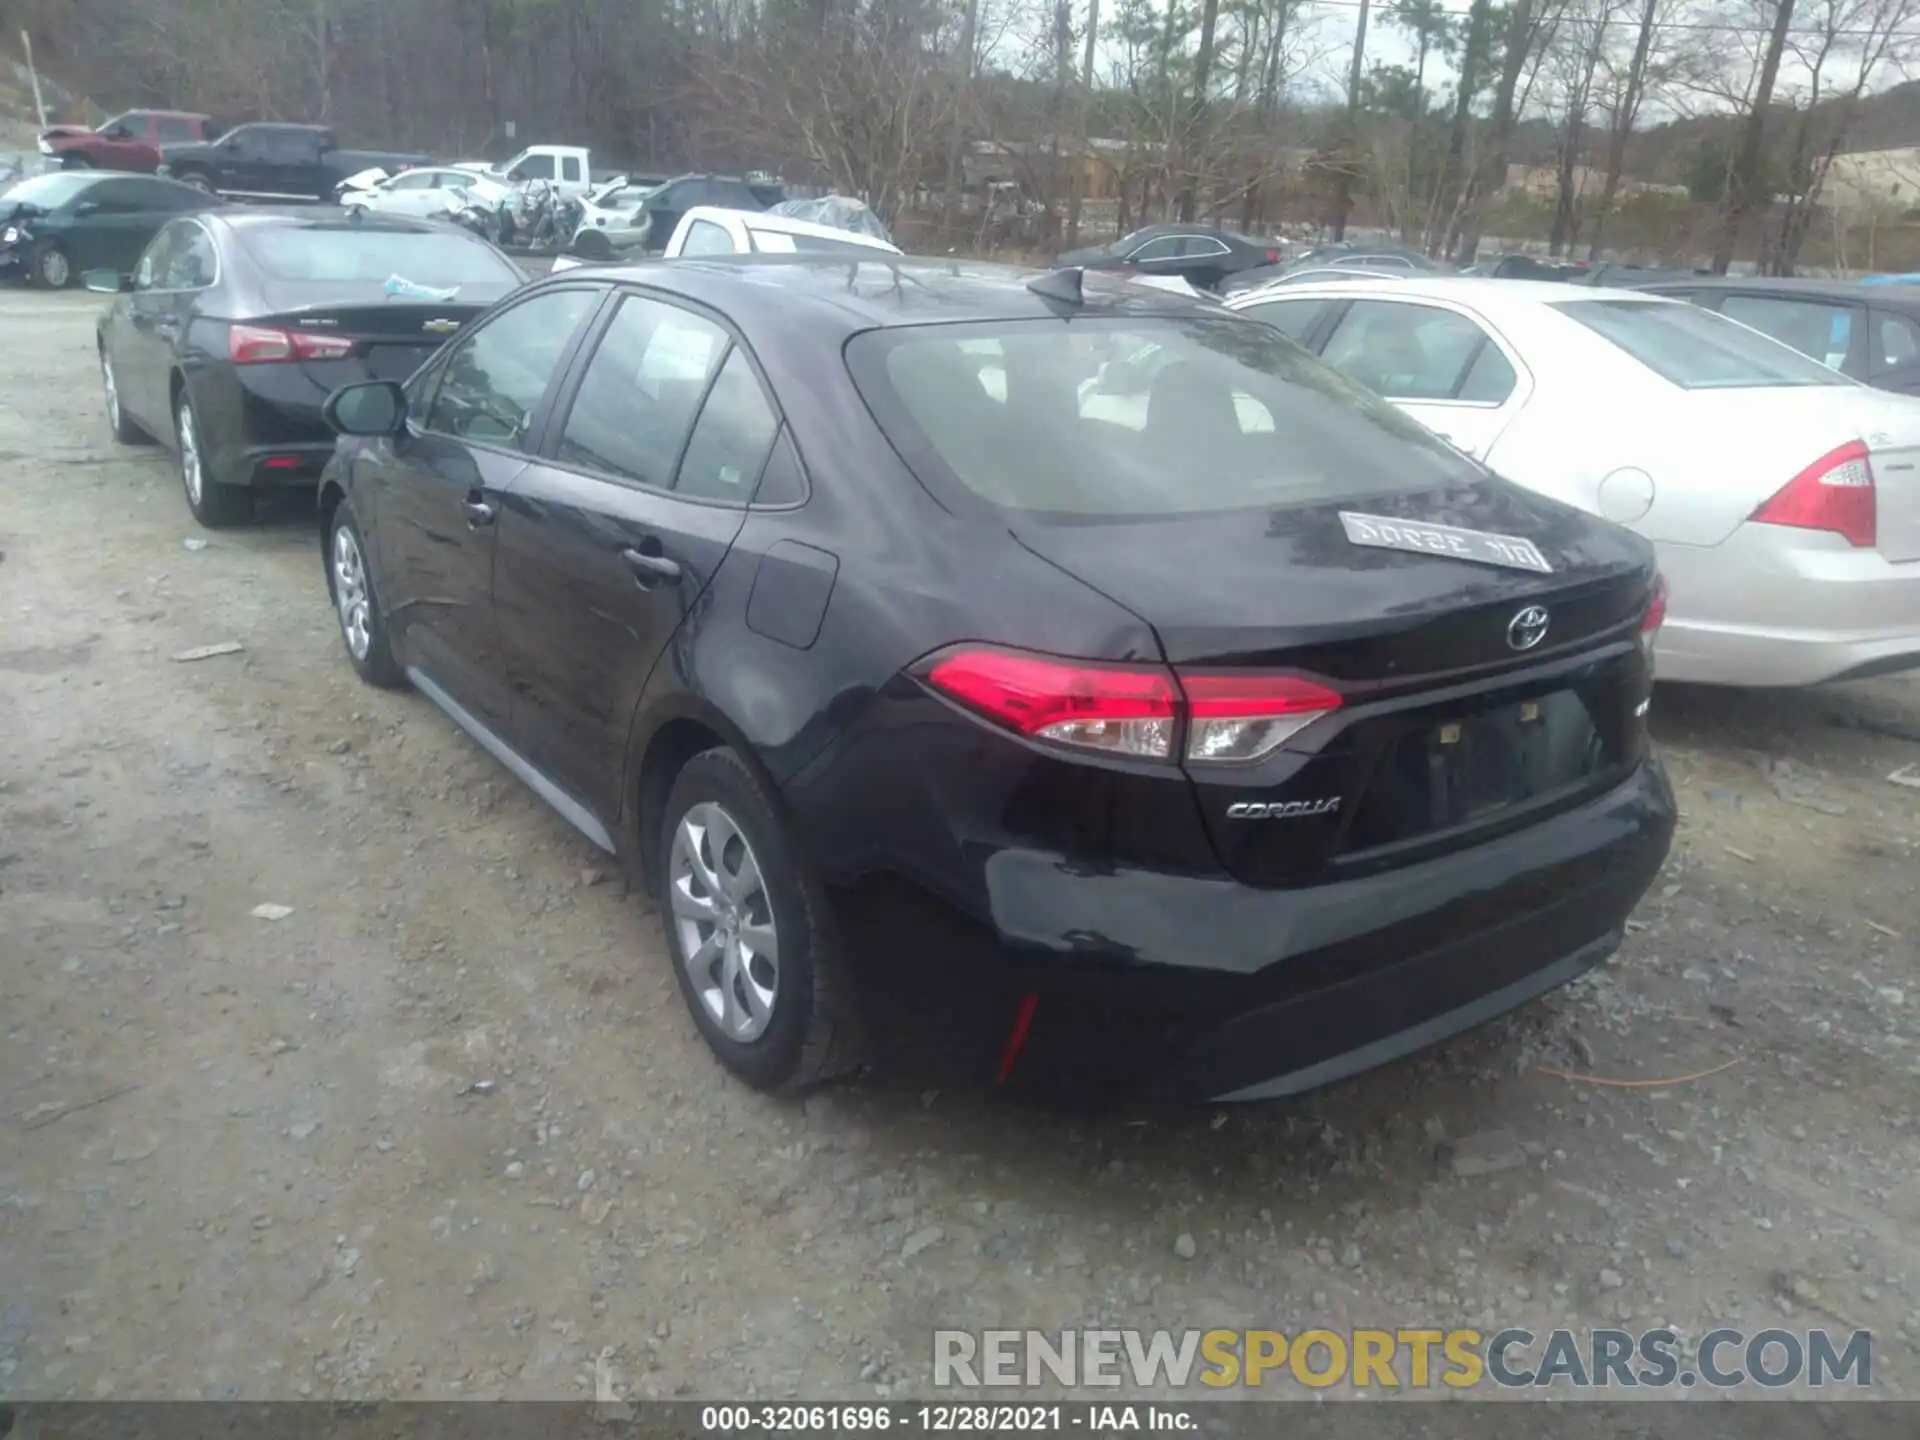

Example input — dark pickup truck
[156,123,434,203]
[38,110,217,173]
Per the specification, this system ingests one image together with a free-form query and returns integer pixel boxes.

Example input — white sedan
[1226,276,1920,687]
[338,166,515,220]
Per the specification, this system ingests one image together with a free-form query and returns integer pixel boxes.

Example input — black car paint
[95,208,523,491]
[637,175,788,253]
[318,257,1675,1101]
[1620,274,1920,395]
[0,172,209,285]
[158,123,435,203]
[1056,224,1282,292]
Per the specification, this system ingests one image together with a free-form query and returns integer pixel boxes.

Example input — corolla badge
[1506,605,1550,652]
[1227,798,1340,820]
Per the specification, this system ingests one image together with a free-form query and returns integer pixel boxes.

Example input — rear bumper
[1656,524,1920,686]
[830,757,1676,1103]
[190,365,340,488]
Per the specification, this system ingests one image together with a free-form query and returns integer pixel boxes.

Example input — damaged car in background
[92,208,524,526]
[550,194,895,272]
[1,169,211,288]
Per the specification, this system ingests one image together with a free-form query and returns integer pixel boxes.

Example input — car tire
[100,349,150,444]
[573,228,612,259]
[657,748,863,1094]
[178,173,214,194]
[174,389,250,527]
[325,502,404,688]
[60,154,92,170]
[34,244,72,289]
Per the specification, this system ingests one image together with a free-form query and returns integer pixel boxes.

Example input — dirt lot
[2,283,1918,1405]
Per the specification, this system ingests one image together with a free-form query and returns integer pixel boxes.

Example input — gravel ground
[2,284,1918,1405]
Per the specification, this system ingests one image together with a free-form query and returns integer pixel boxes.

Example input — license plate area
[1343,688,1616,853]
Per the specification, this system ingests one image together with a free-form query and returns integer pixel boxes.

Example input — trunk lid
[1012,480,1656,887]
[1653,386,1920,561]
[254,293,491,387]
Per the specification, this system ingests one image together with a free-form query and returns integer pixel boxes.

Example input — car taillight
[1638,573,1667,671]
[1265,249,1280,263]
[1752,440,1876,548]
[1179,672,1343,762]
[920,646,1341,764]
[227,324,358,364]
[924,648,1179,759]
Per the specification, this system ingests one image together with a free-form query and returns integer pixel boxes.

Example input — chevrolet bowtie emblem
[422,318,462,334]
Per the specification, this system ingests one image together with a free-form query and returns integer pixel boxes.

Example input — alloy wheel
[177,402,203,504]
[669,802,780,1042]
[332,523,373,661]
[39,248,70,288]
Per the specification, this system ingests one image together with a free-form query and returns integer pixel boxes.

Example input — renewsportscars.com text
[932,1327,1873,1391]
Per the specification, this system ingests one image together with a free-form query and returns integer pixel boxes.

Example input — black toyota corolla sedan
[92,208,525,527]
[315,256,1676,1103]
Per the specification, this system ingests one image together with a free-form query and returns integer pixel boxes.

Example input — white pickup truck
[453,145,594,198]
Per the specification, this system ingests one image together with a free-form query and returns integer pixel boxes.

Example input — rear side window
[676,351,780,502]
[424,288,600,448]
[239,226,523,286]
[156,117,199,143]
[847,316,1480,517]
[557,294,727,487]
[1718,293,1857,370]
[1555,298,1850,389]
[681,220,735,256]
[1319,300,1504,401]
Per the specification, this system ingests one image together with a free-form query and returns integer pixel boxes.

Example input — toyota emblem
[1507,605,1550,652]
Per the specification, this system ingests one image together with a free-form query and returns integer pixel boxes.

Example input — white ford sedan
[1227,276,1920,687]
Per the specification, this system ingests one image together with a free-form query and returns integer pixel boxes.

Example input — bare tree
[1712,0,1797,272]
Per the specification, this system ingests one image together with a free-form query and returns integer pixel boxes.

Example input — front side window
[155,117,199,143]
[1557,298,1851,390]
[424,288,601,447]
[1719,293,1857,370]
[557,294,727,487]
[1319,301,1507,402]
[1873,310,1920,374]
[512,154,556,180]
[847,315,1480,517]
[1238,297,1328,342]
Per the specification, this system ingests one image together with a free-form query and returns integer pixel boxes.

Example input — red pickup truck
[37,111,217,173]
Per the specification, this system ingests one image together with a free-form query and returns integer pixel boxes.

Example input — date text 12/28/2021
[699,1405,1196,1432]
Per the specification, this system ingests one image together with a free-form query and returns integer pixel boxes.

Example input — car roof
[679,206,901,253]
[1631,274,1906,302]
[1227,274,1667,311]
[532,255,1220,334]
[204,207,463,235]
[129,109,213,120]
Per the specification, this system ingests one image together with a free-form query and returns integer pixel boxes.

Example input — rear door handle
[621,546,682,586]
[462,498,495,527]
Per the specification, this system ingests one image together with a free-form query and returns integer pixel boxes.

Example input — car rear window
[846,316,1482,518]
[1553,297,1849,389]
[238,226,522,286]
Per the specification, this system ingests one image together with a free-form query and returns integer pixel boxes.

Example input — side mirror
[323,380,408,436]
[84,268,130,294]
